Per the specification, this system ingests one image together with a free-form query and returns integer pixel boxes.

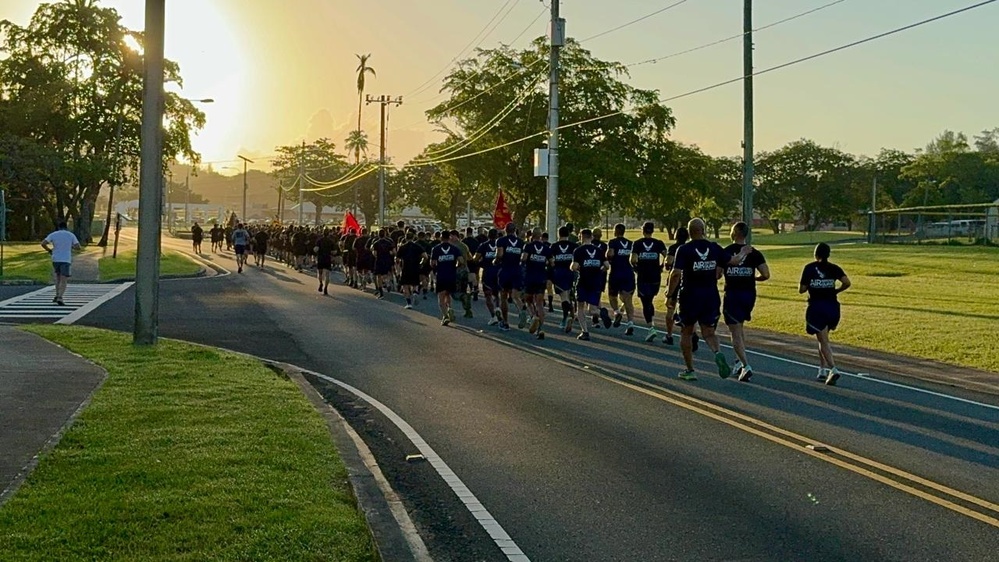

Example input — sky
[2,0,997,175]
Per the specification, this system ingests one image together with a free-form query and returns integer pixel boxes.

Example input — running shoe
[318,284,324,292]
[529,316,541,334]
[645,327,658,343]
[488,316,499,326]
[52,295,58,303]
[494,309,504,323]
[677,370,698,381]
[564,317,574,334]
[662,333,674,345]
[715,352,731,379]
[738,367,754,383]
[558,319,567,330]
[499,322,510,332]
[447,308,456,323]
[404,304,413,310]
[624,323,634,336]
[441,314,450,326]
[536,331,545,340]
[613,312,622,328]
[518,308,528,329]
[323,287,329,296]
[600,308,612,328]
[577,331,591,341]
[56,299,65,306]
[464,309,474,319]
[815,369,828,381]
[825,368,841,386]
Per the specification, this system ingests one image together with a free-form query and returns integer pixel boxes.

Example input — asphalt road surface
[76,238,999,561]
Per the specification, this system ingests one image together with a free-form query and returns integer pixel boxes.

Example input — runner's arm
[756,263,771,282]
[836,275,851,294]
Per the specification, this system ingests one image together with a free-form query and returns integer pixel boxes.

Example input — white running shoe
[488,316,499,326]
[645,326,658,343]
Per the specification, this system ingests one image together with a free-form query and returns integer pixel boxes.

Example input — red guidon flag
[493,190,512,228]
[342,211,361,235]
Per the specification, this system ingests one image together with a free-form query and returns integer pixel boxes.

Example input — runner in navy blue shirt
[372,229,396,299]
[606,223,637,335]
[663,226,689,345]
[666,218,753,381]
[431,238,465,326]
[799,242,851,386]
[396,231,427,309]
[495,222,527,331]
[473,228,502,325]
[722,221,770,382]
[550,226,578,331]
[571,229,609,341]
[590,228,612,328]
[521,227,552,339]
[631,221,668,342]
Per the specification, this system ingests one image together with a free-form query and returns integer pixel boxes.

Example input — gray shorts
[53,262,72,277]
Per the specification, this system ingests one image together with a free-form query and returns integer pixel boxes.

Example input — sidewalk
[0,326,106,504]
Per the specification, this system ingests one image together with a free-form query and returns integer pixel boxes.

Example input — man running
[232,222,251,273]
[315,228,337,295]
[800,242,851,386]
[631,221,668,342]
[723,221,770,382]
[396,231,426,309]
[571,228,608,341]
[40,221,81,306]
[473,228,502,325]
[667,218,753,381]
[663,226,690,346]
[606,223,637,335]
[430,233,464,326]
[416,231,434,299]
[550,226,578,332]
[450,230,474,318]
[495,222,527,331]
[253,227,269,268]
[372,229,396,299]
[191,222,204,253]
[462,227,481,301]
[590,228,612,329]
[522,227,552,339]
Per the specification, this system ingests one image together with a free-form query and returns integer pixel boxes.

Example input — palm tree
[354,53,376,164]
[345,130,369,161]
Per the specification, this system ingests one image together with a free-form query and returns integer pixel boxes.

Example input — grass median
[0,326,377,561]
[0,243,55,283]
[653,243,999,373]
[98,250,202,282]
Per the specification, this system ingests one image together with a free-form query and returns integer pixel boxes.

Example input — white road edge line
[718,342,999,413]
[55,282,134,325]
[304,369,532,562]
[0,285,52,307]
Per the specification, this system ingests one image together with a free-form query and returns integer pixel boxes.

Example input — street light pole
[546,0,564,237]
[134,0,166,345]
[238,154,253,222]
[742,0,755,243]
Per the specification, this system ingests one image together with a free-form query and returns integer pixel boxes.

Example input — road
[76,234,999,561]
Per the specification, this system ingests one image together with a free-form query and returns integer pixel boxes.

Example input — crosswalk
[0,283,133,324]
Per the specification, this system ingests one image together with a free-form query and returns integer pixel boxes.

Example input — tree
[395,136,487,227]
[354,54,376,164]
[0,0,203,242]
[271,139,351,225]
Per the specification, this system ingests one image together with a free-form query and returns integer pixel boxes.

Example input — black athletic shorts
[374,260,393,276]
[608,274,636,297]
[723,289,756,325]
[806,300,840,335]
[401,268,421,287]
[317,259,332,271]
[436,280,457,294]
[637,281,660,299]
[677,288,721,328]
[234,244,247,255]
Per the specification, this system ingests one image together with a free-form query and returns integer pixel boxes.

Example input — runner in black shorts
[663,226,689,345]
[550,226,578,332]
[474,229,501,324]
[800,242,851,386]
[462,227,481,301]
[631,221,667,343]
[521,227,552,339]
[396,231,426,309]
[722,222,769,382]
[315,228,337,295]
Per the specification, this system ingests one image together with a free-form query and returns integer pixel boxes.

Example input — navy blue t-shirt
[431,242,461,281]
[573,243,606,290]
[608,237,634,277]
[523,241,551,279]
[496,235,524,271]
[551,241,577,272]
[800,261,845,302]
[673,239,730,291]
[723,243,766,292]
[477,240,498,268]
[634,237,667,283]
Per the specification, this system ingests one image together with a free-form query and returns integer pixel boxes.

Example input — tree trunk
[97,184,115,246]
[769,219,780,235]
[76,192,98,245]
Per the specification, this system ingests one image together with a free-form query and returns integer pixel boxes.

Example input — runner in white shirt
[231,223,251,273]
[41,221,82,305]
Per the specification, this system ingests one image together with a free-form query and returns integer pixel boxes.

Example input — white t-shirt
[44,230,80,263]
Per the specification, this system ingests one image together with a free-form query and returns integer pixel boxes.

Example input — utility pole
[238,154,253,223]
[134,0,166,345]
[184,173,190,225]
[546,0,564,237]
[366,94,403,228]
[467,200,472,229]
[869,176,877,243]
[298,141,305,225]
[742,0,755,243]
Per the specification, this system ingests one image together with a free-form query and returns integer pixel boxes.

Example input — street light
[237,155,253,222]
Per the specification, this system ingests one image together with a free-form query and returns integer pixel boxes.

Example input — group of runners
[201,217,851,386]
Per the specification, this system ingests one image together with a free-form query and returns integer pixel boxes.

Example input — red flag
[342,211,361,235]
[493,190,512,229]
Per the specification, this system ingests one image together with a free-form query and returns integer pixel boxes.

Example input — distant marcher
[41,221,81,306]
[191,222,204,253]
[799,242,851,386]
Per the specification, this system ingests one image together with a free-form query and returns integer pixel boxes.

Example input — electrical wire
[405,0,521,98]
[624,0,849,69]
[578,0,693,43]
[300,166,379,193]
[304,160,368,187]
[403,0,998,169]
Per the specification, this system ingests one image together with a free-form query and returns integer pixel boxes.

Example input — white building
[987,199,999,242]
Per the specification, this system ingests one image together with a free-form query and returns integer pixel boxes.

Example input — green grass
[621,228,865,246]
[0,243,57,283]
[98,250,202,282]
[655,244,999,373]
[0,326,376,561]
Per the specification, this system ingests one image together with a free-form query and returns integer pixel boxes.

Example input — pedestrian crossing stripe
[0,283,133,324]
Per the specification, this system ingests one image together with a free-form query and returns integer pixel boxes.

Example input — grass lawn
[99,250,201,282]
[0,243,56,283]
[0,326,376,561]
[621,228,866,246]
[653,244,999,373]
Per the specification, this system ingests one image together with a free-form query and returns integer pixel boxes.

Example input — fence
[870,203,999,246]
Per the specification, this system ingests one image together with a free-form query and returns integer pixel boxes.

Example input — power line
[578,0,693,43]
[405,0,521,98]
[506,7,548,46]
[403,0,998,169]
[624,0,848,69]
